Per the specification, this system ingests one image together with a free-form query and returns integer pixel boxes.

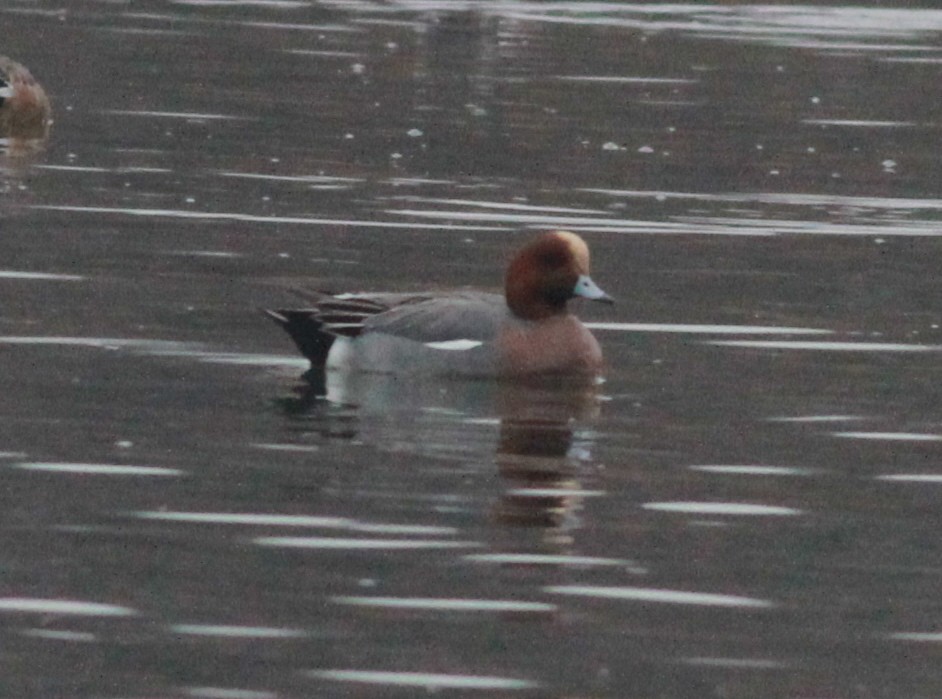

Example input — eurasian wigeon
[265,230,614,378]
[0,56,51,141]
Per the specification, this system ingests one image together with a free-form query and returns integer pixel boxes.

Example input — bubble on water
[769,169,780,176]
[806,146,816,153]
[601,141,621,151]
[351,63,365,75]
[881,159,897,173]
[115,440,133,449]
[407,128,423,138]
[637,145,654,154]
[810,96,821,104]
[390,152,403,160]
[344,133,354,139]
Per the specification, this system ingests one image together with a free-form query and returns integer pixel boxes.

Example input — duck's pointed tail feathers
[262,308,335,368]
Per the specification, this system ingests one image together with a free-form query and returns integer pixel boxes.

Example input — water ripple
[14,462,183,477]
[709,340,942,352]
[255,537,479,550]
[133,510,457,535]
[331,596,555,613]
[833,432,942,442]
[0,598,137,617]
[643,502,802,516]
[463,553,639,569]
[308,669,539,690]
[589,322,830,335]
[170,624,308,639]
[690,465,819,477]
[546,585,773,608]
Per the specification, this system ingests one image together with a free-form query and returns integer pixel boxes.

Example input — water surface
[3,2,942,697]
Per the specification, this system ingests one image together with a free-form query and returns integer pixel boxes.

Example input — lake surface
[3,1,942,697]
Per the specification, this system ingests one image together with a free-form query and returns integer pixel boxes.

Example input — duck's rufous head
[504,230,613,321]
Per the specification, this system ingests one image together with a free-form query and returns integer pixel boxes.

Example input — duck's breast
[496,314,603,376]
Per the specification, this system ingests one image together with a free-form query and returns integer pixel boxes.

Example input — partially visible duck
[265,230,614,379]
[0,56,51,141]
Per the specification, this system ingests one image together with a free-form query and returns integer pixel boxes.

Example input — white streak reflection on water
[875,474,942,483]
[0,336,309,371]
[0,336,190,351]
[102,110,256,121]
[0,598,137,617]
[307,669,540,690]
[389,196,609,215]
[14,462,183,476]
[708,340,942,352]
[170,624,309,639]
[154,351,310,369]
[251,443,319,453]
[185,689,278,699]
[556,75,698,85]
[133,510,458,535]
[331,596,556,613]
[463,554,646,575]
[546,586,774,609]
[766,415,866,423]
[20,628,98,642]
[802,119,917,128]
[217,171,363,185]
[689,465,820,477]
[34,205,502,231]
[589,322,830,335]
[643,502,802,517]
[0,271,84,281]
[832,432,942,442]
[889,632,942,642]
[505,487,605,498]
[255,537,479,550]
[583,187,942,212]
[683,657,786,670]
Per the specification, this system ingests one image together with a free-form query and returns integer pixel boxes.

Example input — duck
[264,230,613,379]
[0,56,51,141]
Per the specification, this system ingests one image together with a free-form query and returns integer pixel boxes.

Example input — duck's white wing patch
[424,339,484,351]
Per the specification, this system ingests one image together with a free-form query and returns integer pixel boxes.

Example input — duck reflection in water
[276,373,603,531]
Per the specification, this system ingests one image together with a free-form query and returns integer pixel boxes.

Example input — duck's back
[328,292,507,376]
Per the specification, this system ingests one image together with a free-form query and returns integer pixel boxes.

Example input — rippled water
[4,1,942,697]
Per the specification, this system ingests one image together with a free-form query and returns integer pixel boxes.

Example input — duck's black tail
[262,309,335,368]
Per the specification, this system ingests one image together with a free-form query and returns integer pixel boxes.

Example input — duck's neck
[505,286,569,321]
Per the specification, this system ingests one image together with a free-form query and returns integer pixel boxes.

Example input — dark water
[3,2,942,697]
